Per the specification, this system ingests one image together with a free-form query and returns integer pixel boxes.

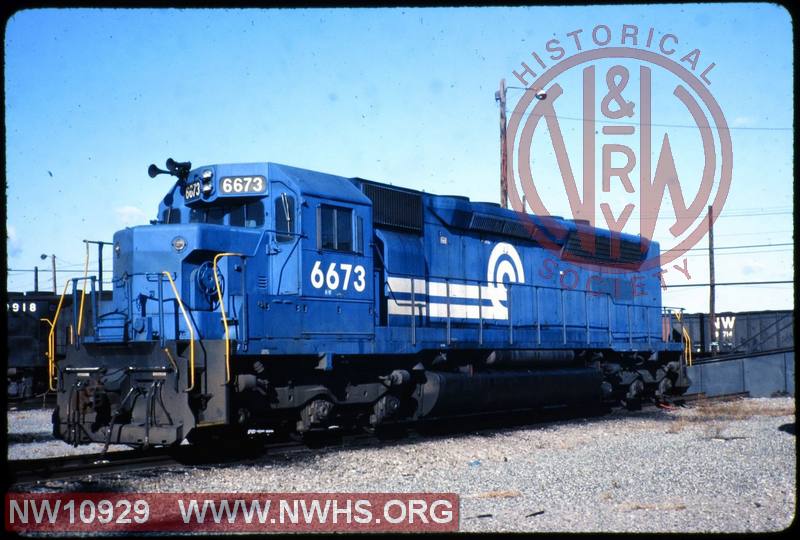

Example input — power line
[682,242,794,252]
[502,106,794,132]
[7,268,114,274]
[680,248,793,259]
[666,280,793,288]
[527,209,792,221]
[716,230,793,237]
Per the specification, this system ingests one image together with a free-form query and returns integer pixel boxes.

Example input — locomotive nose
[54,344,195,447]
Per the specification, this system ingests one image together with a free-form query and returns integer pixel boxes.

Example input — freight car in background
[7,290,111,399]
[681,310,794,358]
[7,292,74,399]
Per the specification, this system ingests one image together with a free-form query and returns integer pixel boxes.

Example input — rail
[46,280,71,392]
[213,252,244,384]
[162,271,197,392]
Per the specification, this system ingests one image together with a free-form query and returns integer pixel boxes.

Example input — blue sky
[4,5,794,313]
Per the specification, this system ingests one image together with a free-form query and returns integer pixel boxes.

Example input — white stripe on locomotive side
[386,299,509,320]
[386,277,508,301]
[386,276,429,295]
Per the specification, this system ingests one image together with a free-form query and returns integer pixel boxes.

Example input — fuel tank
[417,367,603,418]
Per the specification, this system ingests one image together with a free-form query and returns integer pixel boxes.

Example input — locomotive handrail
[77,242,90,336]
[71,276,98,348]
[213,252,244,384]
[384,270,656,309]
[384,270,666,344]
[673,310,693,366]
[162,271,197,392]
[40,318,55,391]
[46,280,72,392]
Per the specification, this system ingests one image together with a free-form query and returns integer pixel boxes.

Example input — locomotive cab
[53,161,378,446]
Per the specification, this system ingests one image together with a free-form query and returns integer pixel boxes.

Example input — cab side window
[318,204,353,251]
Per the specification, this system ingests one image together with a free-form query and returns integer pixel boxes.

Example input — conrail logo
[506,23,732,275]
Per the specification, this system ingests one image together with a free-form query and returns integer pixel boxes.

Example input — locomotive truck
[52,159,691,448]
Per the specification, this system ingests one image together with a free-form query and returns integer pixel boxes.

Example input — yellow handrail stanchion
[47,280,71,391]
[40,318,55,391]
[212,252,243,384]
[162,271,197,392]
[683,328,693,366]
[77,242,90,336]
[673,310,693,367]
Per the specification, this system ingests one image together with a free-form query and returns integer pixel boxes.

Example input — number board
[7,301,38,314]
[219,176,267,196]
[184,181,202,202]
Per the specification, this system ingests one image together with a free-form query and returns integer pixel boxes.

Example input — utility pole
[51,255,57,295]
[496,78,508,209]
[34,266,39,292]
[708,205,716,356]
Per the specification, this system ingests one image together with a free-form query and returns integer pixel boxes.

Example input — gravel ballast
[7,397,795,532]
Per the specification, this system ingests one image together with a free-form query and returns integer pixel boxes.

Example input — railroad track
[7,392,750,486]
[8,447,181,485]
[7,433,378,486]
[651,391,750,411]
[8,393,57,412]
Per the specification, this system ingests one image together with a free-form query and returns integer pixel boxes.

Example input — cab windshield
[175,200,265,228]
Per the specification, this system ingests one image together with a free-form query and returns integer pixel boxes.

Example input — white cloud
[115,206,149,227]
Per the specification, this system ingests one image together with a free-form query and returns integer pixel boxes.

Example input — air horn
[148,158,192,181]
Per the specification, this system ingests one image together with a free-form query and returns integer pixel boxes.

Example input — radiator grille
[362,183,424,233]
[469,213,534,239]
[562,233,646,266]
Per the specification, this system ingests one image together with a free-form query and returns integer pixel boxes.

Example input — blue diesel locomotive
[53,159,690,447]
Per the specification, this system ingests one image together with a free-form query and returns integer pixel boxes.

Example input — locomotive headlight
[171,236,187,253]
[114,242,121,257]
[202,169,214,193]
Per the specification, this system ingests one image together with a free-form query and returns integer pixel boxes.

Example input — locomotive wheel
[622,378,645,411]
